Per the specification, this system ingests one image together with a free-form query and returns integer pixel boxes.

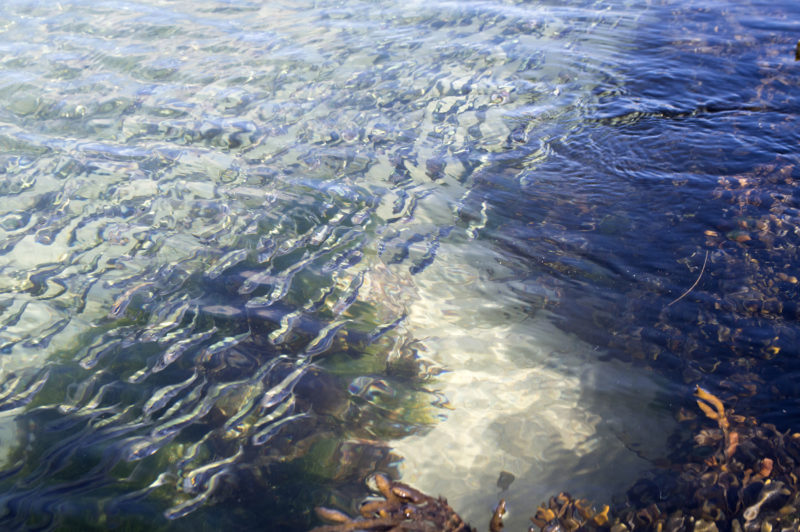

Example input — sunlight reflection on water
[2,0,797,529]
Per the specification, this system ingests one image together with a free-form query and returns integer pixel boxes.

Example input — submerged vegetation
[0,233,441,529]
[313,387,800,532]
[0,0,798,530]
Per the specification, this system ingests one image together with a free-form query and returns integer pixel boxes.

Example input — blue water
[0,0,798,530]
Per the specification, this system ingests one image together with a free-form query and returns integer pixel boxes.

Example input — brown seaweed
[312,472,475,532]
[310,387,800,532]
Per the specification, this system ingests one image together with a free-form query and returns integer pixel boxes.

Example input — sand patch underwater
[389,241,677,530]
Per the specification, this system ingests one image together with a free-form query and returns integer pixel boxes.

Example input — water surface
[0,0,798,530]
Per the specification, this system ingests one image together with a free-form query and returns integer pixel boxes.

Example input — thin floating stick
[668,249,709,307]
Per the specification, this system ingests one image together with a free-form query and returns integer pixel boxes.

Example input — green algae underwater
[0,0,799,530]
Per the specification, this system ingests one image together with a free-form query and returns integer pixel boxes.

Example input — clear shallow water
[0,0,798,530]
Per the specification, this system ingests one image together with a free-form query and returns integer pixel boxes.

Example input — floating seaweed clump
[313,387,800,532]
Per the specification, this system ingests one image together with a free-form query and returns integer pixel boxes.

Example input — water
[0,0,798,529]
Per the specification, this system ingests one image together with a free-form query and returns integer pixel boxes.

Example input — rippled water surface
[0,0,799,530]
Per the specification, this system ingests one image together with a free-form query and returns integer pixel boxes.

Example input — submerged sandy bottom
[390,240,677,530]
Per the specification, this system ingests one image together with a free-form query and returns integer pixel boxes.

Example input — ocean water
[0,0,798,530]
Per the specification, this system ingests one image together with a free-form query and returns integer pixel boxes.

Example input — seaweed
[312,387,800,532]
